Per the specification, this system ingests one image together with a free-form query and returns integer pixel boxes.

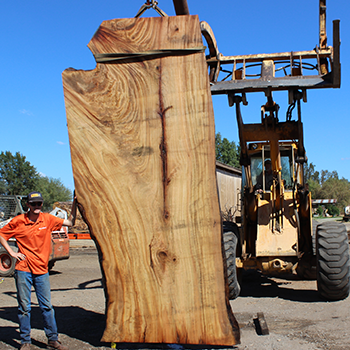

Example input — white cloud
[57,141,66,145]
[19,109,33,116]
[341,158,350,161]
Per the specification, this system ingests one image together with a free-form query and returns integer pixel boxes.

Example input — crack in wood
[149,244,154,269]
[157,63,173,221]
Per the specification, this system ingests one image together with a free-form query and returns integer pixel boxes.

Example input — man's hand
[11,251,26,261]
[63,195,78,227]
[0,236,25,261]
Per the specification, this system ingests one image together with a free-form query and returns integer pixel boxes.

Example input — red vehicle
[0,195,70,277]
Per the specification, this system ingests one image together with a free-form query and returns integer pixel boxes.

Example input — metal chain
[135,0,168,18]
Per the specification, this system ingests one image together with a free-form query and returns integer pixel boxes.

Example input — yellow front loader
[202,1,350,300]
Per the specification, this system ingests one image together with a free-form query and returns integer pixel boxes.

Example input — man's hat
[27,191,43,203]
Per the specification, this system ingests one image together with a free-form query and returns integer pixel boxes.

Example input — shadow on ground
[0,306,239,349]
[0,305,109,348]
[239,270,324,303]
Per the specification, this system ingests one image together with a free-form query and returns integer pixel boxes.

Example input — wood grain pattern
[62,15,239,345]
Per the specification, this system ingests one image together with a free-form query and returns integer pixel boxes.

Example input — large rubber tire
[316,222,350,301]
[0,247,16,277]
[222,221,241,300]
[296,220,318,280]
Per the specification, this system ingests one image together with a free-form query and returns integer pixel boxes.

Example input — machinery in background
[201,0,350,301]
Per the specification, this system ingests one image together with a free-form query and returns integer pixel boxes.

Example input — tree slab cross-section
[62,15,240,345]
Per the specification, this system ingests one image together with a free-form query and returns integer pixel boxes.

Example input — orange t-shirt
[0,212,64,274]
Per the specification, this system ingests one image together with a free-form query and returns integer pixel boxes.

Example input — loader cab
[243,142,301,193]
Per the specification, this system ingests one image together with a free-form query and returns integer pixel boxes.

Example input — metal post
[333,19,341,88]
[172,0,190,15]
[319,0,327,48]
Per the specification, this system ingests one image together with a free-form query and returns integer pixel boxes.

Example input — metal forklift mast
[200,1,338,191]
[202,1,340,95]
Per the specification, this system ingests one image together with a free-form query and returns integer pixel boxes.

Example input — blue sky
[1,0,349,191]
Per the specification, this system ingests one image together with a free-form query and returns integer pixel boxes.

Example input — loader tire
[316,222,350,301]
[296,220,318,280]
[297,258,316,280]
[223,221,241,300]
[312,219,318,255]
[0,247,16,277]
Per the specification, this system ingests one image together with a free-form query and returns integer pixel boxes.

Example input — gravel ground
[1,222,350,350]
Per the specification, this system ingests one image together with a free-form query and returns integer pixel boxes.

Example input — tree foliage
[36,176,72,211]
[0,180,6,195]
[327,204,340,217]
[304,162,320,184]
[0,151,40,195]
[319,177,350,213]
[215,133,240,168]
[0,151,72,211]
[305,162,350,215]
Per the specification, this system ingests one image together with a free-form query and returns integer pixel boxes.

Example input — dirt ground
[1,221,350,350]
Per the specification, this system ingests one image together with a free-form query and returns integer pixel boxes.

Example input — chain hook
[135,0,168,18]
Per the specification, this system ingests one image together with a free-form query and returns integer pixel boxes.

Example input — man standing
[0,191,77,350]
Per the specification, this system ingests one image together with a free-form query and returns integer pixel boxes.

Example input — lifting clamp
[135,0,168,17]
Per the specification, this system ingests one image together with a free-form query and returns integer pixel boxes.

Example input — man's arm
[62,196,77,227]
[0,235,26,261]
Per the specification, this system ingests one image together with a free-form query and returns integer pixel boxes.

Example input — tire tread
[316,222,350,301]
[222,221,241,300]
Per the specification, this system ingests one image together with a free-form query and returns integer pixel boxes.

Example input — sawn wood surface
[62,15,240,346]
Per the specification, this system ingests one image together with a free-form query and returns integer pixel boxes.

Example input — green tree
[304,162,350,214]
[326,204,340,217]
[215,133,240,168]
[0,180,6,194]
[0,151,40,195]
[304,162,320,184]
[316,206,323,216]
[304,162,322,198]
[36,176,72,211]
[307,178,321,198]
[0,151,72,211]
[320,169,338,186]
[319,177,350,212]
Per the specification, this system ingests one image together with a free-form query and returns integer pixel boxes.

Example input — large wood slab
[62,15,239,345]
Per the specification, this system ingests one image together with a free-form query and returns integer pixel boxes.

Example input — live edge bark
[62,15,240,345]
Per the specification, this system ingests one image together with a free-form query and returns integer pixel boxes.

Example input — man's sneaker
[47,340,69,350]
[20,344,31,350]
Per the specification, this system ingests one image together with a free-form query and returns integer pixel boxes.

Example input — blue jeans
[14,270,58,344]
